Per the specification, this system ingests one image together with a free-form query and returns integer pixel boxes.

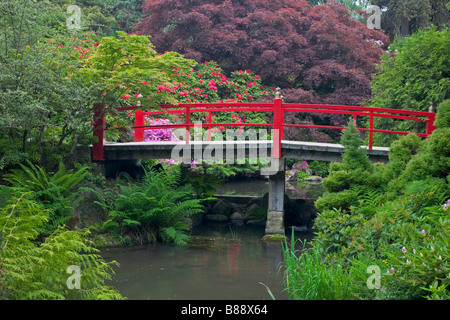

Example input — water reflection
[101,224,314,300]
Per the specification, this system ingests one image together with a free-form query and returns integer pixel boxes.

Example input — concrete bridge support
[263,158,285,235]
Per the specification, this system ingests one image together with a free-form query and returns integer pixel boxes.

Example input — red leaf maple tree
[135,0,390,142]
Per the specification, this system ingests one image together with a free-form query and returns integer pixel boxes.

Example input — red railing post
[273,88,283,158]
[208,111,212,141]
[92,103,105,161]
[185,105,191,144]
[134,110,144,142]
[368,111,374,150]
[425,102,437,137]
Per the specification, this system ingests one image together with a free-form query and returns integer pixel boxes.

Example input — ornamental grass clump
[281,232,358,300]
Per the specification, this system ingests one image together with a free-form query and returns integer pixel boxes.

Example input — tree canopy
[367,26,450,144]
[370,0,450,40]
[135,0,389,103]
[135,0,389,142]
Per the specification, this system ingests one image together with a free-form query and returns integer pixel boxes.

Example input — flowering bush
[311,99,450,300]
[158,61,270,127]
[313,189,450,300]
[379,198,450,300]
[144,117,180,142]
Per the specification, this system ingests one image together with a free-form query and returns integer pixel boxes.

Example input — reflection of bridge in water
[91,88,437,235]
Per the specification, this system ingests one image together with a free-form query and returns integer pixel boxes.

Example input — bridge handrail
[92,91,436,161]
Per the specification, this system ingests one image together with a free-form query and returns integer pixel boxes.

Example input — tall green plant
[0,195,123,300]
[103,165,204,245]
[367,27,450,145]
[282,232,359,300]
[315,120,382,211]
[4,161,89,235]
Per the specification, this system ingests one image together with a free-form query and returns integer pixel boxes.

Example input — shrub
[367,27,450,145]
[383,133,422,181]
[315,120,381,211]
[434,99,450,129]
[315,189,358,212]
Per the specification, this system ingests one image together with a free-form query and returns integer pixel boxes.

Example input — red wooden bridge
[92,88,436,163]
[91,88,436,235]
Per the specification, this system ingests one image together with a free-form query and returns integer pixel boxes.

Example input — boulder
[285,170,298,181]
[212,199,233,217]
[244,203,266,221]
[230,211,244,221]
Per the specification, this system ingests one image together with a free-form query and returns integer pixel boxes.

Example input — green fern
[103,165,204,245]
[3,161,89,235]
[349,185,383,206]
[160,227,190,245]
[0,195,124,300]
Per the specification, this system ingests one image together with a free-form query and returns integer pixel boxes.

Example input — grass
[281,230,358,300]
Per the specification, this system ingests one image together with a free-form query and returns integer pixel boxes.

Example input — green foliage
[315,189,358,212]
[434,99,450,129]
[0,0,99,168]
[0,195,123,300]
[103,165,204,245]
[389,126,450,192]
[341,120,373,172]
[80,31,196,108]
[282,233,359,300]
[3,161,89,235]
[304,99,450,300]
[308,160,330,177]
[0,0,196,169]
[315,120,382,211]
[367,27,450,145]
[370,0,450,40]
[313,189,450,299]
[383,133,422,182]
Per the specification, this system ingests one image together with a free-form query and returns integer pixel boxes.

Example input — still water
[101,223,314,300]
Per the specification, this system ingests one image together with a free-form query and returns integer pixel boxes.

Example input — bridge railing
[92,89,436,161]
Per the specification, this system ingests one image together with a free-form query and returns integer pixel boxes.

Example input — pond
[101,223,315,300]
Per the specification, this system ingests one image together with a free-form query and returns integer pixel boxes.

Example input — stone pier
[262,158,285,235]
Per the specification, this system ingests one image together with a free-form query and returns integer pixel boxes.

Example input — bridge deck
[99,140,389,163]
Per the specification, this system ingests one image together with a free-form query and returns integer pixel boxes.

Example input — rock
[212,199,233,217]
[205,214,229,222]
[305,175,322,182]
[285,170,298,181]
[245,197,263,209]
[244,203,266,221]
[230,211,244,221]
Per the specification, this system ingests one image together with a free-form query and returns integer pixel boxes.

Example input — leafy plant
[0,195,123,300]
[3,161,89,235]
[315,120,383,211]
[367,27,450,145]
[103,165,204,245]
[282,231,359,300]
